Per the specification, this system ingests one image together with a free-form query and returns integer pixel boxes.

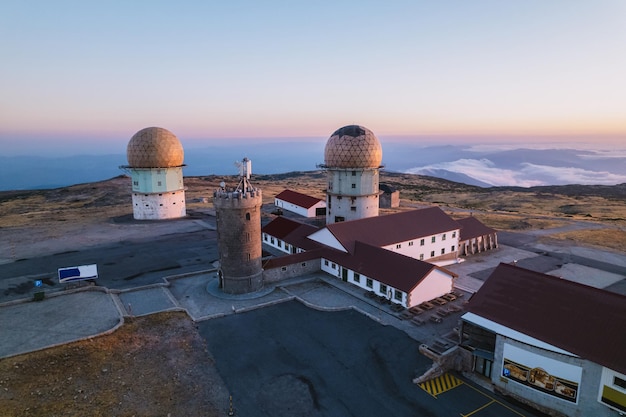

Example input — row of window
[393,232,457,249]
[323,261,403,302]
[415,246,456,260]
[263,234,291,252]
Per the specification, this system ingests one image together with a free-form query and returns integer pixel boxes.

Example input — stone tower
[124,127,186,220]
[322,125,383,224]
[213,157,263,294]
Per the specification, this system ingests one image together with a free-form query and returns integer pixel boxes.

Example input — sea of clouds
[400,146,626,187]
[1,141,625,191]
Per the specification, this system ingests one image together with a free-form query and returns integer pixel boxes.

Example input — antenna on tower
[234,157,254,193]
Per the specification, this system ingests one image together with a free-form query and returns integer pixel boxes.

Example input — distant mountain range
[1,142,625,191]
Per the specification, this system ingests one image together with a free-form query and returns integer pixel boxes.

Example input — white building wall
[492,336,613,417]
[407,269,453,306]
[598,368,626,414]
[275,198,326,218]
[319,258,456,308]
[132,190,186,220]
[274,198,309,217]
[307,229,347,252]
[383,230,460,261]
[262,233,294,254]
[326,168,379,224]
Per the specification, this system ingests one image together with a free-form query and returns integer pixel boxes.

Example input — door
[474,356,493,378]
[341,268,348,282]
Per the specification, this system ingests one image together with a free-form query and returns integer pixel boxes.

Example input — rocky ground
[0,312,230,417]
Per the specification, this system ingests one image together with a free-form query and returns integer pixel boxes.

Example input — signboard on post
[58,264,98,284]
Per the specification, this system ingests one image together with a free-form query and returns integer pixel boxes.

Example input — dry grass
[545,228,626,252]
[0,312,228,417]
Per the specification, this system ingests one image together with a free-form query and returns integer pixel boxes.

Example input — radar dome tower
[213,157,263,294]
[321,125,383,224]
[123,127,186,220]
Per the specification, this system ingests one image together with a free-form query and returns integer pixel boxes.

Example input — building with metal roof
[461,262,626,416]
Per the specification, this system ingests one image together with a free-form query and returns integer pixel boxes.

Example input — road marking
[461,380,528,417]
[419,373,463,397]
[461,399,495,416]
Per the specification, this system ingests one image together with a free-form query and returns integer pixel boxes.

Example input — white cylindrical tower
[322,125,383,224]
[125,127,186,220]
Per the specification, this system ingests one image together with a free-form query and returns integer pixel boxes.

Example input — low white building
[274,189,326,218]
[460,263,626,417]
[320,241,456,308]
[308,206,461,264]
[261,208,461,308]
[261,216,319,255]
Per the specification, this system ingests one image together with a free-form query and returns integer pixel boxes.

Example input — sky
[1,0,625,156]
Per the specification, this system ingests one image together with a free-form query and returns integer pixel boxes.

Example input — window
[301,262,306,267]
[246,253,250,261]
[420,254,424,260]
[264,235,268,241]
[394,290,403,301]
[430,251,435,257]
[431,236,436,243]
[352,171,356,176]
[366,278,373,288]
[441,248,445,255]
[452,231,457,238]
[408,241,414,246]
[270,238,275,244]
[285,244,291,251]
[246,232,250,242]
[281,266,287,271]
[442,234,446,241]
[157,181,162,186]
[277,241,282,248]
[396,244,401,249]
[351,183,356,188]
[245,213,251,220]
[331,263,336,269]
[324,260,329,266]
[451,246,455,252]
[615,376,626,390]
[420,239,425,246]
[353,273,360,283]
[380,284,388,294]
[351,207,356,211]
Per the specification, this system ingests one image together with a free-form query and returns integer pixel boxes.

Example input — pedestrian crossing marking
[419,373,463,397]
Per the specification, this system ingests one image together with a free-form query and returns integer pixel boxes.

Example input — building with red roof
[274,189,326,218]
[461,262,626,416]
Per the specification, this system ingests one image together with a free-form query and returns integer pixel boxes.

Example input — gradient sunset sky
[1,0,625,154]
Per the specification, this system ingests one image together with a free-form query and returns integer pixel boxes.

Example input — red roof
[261,216,320,250]
[262,248,327,269]
[324,207,461,253]
[324,241,456,293]
[467,263,626,374]
[457,216,497,241]
[275,189,324,209]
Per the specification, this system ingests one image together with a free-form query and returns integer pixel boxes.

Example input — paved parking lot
[199,300,542,417]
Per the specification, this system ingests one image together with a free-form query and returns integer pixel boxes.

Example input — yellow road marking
[419,373,463,398]
[461,380,529,417]
[461,399,495,417]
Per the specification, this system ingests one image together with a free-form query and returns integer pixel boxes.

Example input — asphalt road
[0,229,219,301]
[199,300,542,417]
